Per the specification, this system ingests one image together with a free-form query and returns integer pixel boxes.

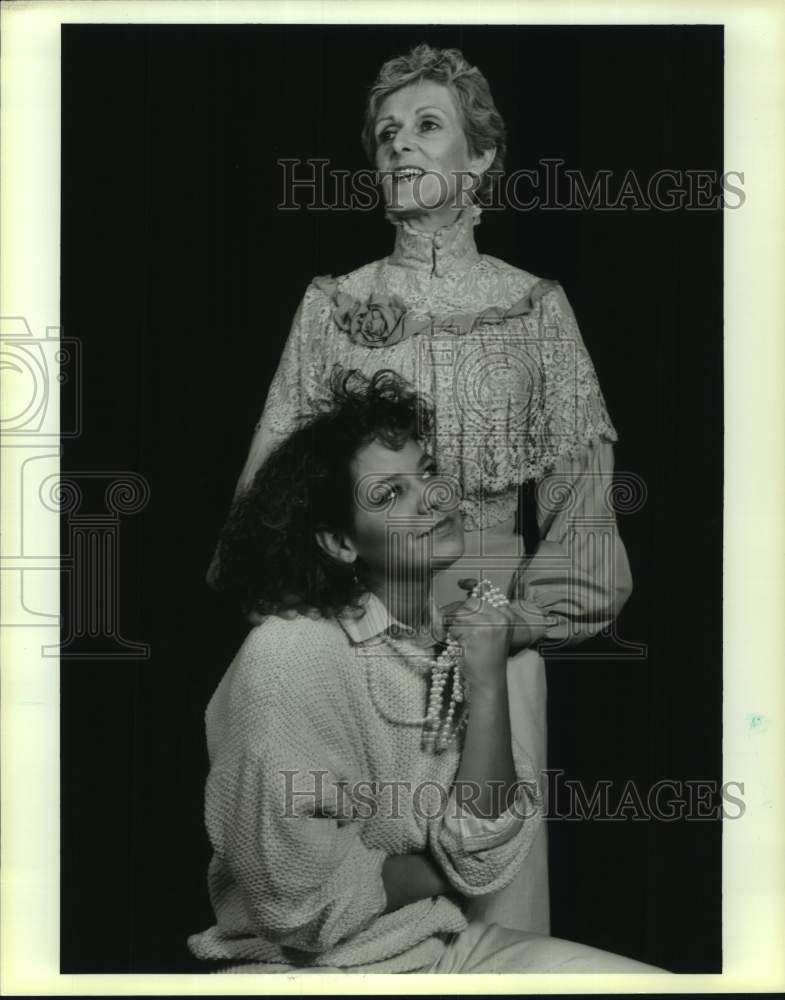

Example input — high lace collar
[387,205,482,277]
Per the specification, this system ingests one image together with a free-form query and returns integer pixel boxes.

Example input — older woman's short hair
[361,43,507,203]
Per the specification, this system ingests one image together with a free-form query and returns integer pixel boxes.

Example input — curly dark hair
[216,368,435,619]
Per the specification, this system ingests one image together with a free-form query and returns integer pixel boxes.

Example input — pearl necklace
[380,630,468,753]
[379,580,509,753]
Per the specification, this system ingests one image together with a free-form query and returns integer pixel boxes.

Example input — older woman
[215,43,631,936]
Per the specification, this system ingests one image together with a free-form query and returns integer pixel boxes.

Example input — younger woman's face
[373,80,491,220]
[349,436,464,580]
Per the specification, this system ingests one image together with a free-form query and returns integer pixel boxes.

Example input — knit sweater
[188,594,543,971]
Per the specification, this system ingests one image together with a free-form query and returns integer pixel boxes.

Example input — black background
[61,24,722,973]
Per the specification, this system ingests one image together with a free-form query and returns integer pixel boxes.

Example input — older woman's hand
[441,578,553,663]
[506,600,557,652]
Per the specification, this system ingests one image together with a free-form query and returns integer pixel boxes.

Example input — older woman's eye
[419,119,440,132]
[377,127,396,144]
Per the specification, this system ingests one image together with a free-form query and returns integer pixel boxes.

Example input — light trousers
[426,922,665,973]
[219,921,666,974]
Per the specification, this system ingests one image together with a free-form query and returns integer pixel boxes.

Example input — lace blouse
[235,206,631,643]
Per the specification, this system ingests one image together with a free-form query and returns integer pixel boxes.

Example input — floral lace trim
[312,273,559,349]
[461,491,518,532]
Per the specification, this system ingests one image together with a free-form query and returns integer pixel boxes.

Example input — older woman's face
[374,80,489,219]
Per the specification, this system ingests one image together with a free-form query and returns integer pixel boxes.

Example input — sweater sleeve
[427,737,543,897]
[204,627,387,955]
[440,786,529,851]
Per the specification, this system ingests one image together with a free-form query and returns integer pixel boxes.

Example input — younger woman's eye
[368,482,401,507]
[419,119,440,132]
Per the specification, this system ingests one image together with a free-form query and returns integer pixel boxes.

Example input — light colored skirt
[432,515,550,935]
[218,921,666,974]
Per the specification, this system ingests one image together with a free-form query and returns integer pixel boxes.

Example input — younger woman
[189,370,662,974]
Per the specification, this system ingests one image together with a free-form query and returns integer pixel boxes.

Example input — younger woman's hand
[445,577,556,653]
[441,579,514,695]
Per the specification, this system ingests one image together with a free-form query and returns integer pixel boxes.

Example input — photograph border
[2,0,784,994]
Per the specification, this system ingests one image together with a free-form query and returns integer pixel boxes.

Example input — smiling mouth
[392,167,426,181]
[421,514,453,537]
